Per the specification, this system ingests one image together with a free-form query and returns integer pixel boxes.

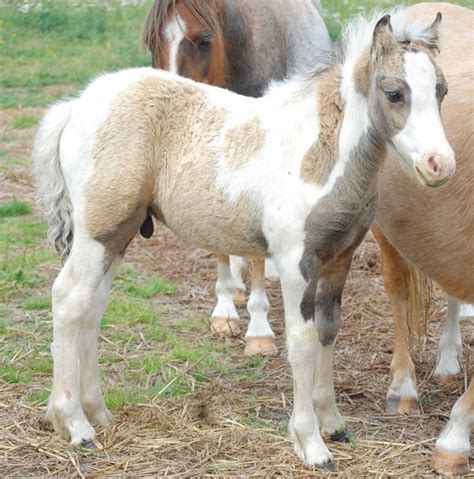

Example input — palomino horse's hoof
[386,395,421,415]
[233,288,246,303]
[432,447,470,476]
[80,437,103,450]
[244,336,278,356]
[211,317,241,337]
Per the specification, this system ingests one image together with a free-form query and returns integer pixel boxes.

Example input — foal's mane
[142,0,219,56]
[338,8,442,65]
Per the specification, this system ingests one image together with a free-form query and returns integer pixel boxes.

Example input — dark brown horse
[143,0,332,355]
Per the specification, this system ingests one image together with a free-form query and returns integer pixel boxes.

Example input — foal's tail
[33,100,74,259]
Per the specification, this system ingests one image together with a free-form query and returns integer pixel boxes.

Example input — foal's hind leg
[244,259,277,356]
[47,235,117,446]
[79,259,121,428]
[211,254,241,337]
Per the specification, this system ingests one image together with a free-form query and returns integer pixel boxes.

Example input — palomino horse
[143,0,331,356]
[34,11,453,469]
[371,3,473,475]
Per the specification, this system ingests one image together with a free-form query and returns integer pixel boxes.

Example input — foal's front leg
[275,249,334,469]
[312,256,352,440]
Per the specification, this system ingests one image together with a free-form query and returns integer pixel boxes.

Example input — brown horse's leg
[210,254,241,337]
[244,258,277,356]
[372,223,420,414]
[432,379,473,476]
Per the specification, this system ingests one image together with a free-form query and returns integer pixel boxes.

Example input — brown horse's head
[142,0,227,87]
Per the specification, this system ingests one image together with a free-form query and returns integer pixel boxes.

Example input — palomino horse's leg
[244,259,277,356]
[229,255,247,302]
[46,234,117,447]
[275,249,334,470]
[211,254,241,337]
[372,223,420,415]
[434,295,462,381]
[432,379,473,476]
[78,259,121,428]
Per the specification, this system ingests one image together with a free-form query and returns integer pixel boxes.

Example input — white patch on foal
[392,52,453,170]
[164,14,186,75]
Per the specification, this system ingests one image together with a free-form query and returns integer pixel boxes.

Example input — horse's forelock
[142,0,220,59]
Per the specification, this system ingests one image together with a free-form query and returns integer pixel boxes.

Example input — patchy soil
[0,106,472,477]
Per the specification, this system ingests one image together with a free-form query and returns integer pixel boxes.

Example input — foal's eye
[386,91,402,103]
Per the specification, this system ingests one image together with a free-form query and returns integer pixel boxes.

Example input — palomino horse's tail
[33,100,74,259]
[407,264,433,350]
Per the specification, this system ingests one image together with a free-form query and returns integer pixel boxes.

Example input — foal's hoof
[432,447,470,476]
[330,429,352,444]
[244,336,278,356]
[233,288,246,303]
[211,316,241,337]
[317,459,336,472]
[80,437,103,450]
[386,395,420,415]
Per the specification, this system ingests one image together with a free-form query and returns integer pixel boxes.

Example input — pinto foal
[143,0,331,355]
[34,11,453,469]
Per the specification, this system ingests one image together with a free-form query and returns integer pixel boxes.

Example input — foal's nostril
[428,156,440,175]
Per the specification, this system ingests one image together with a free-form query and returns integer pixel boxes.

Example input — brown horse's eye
[194,35,212,51]
[386,91,402,103]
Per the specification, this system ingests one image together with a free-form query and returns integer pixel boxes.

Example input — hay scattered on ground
[1,223,472,477]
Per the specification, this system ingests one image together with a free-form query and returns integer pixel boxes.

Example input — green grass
[11,114,38,129]
[24,389,50,404]
[0,199,32,218]
[21,296,51,310]
[0,1,152,95]
[0,364,34,384]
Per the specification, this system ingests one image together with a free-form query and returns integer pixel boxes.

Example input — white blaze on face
[392,51,454,182]
[164,14,187,74]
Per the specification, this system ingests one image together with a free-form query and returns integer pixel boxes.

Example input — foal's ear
[420,12,443,54]
[371,15,396,63]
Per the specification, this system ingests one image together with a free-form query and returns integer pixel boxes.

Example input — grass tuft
[0,199,32,218]
[11,114,38,129]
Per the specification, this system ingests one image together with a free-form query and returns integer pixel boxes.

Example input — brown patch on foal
[301,67,342,186]
[85,72,268,260]
[224,118,265,170]
[84,75,207,256]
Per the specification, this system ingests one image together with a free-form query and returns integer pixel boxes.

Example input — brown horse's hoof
[386,395,421,415]
[211,317,241,337]
[233,288,246,303]
[432,447,470,476]
[244,336,278,356]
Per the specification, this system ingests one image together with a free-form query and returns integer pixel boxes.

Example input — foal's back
[376,3,474,301]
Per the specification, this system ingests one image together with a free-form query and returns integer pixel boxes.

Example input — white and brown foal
[34,11,453,470]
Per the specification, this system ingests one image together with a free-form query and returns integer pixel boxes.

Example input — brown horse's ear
[371,15,397,63]
[420,12,442,54]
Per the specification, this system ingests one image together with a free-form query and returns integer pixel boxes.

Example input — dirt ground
[0,107,473,477]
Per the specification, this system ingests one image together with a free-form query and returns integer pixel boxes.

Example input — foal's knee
[315,293,341,346]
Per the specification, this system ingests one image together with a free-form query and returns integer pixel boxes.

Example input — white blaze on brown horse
[34,9,453,471]
[142,0,332,354]
[371,3,474,475]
